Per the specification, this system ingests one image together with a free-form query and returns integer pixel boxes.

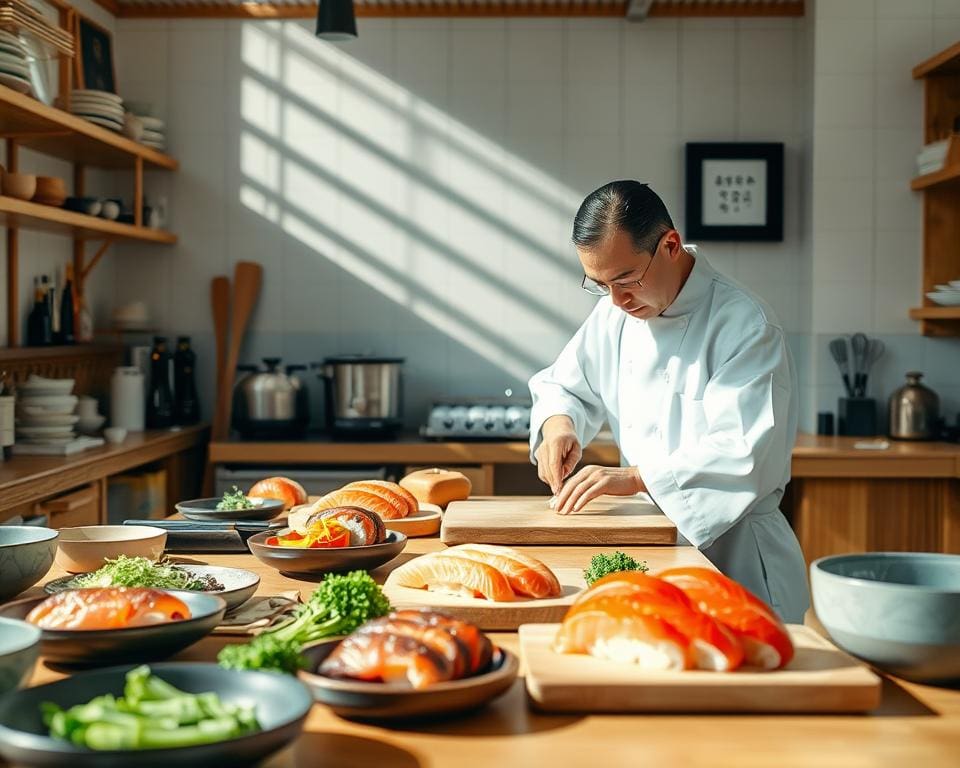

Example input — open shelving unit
[910,40,960,336]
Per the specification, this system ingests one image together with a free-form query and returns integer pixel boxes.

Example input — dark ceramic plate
[0,590,226,666]
[43,565,260,612]
[246,530,407,576]
[175,497,285,522]
[0,662,312,768]
[298,640,518,720]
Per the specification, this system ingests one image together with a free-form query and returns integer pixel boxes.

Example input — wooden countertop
[210,433,960,479]
[17,539,960,767]
[0,424,209,509]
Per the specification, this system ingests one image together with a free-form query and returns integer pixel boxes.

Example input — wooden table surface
[15,539,960,768]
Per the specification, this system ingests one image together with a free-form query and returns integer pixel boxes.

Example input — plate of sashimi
[382,544,582,630]
[517,568,882,713]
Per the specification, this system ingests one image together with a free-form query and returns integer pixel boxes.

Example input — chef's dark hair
[572,181,674,254]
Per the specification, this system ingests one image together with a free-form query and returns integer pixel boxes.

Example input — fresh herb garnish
[583,551,649,586]
[70,555,224,592]
[215,486,261,511]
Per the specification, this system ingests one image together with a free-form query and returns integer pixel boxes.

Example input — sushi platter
[518,624,882,713]
[441,496,677,546]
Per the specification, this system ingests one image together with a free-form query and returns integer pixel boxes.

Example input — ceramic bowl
[104,426,127,444]
[0,663,312,768]
[0,526,59,602]
[0,618,40,694]
[811,552,960,683]
[2,172,35,201]
[247,530,407,576]
[32,176,66,206]
[54,525,167,574]
[175,496,285,522]
[16,395,78,415]
[76,414,106,435]
[299,640,518,720]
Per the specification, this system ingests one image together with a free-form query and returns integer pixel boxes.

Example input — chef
[529,180,809,623]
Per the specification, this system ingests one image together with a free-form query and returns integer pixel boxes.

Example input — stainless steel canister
[888,371,940,440]
[317,356,404,436]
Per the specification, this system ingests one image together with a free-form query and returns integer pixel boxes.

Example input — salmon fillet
[390,608,493,674]
[385,552,516,602]
[26,588,192,630]
[438,544,562,599]
[320,631,453,689]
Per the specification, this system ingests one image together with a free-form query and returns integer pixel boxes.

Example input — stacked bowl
[68,89,123,132]
[15,375,78,447]
[926,279,960,307]
[0,31,32,95]
[139,115,166,151]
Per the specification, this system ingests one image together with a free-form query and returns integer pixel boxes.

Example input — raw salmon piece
[25,588,191,630]
[439,544,562,598]
[658,567,794,669]
[385,552,516,602]
[313,488,405,520]
[359,617,470,679]
[320,631,454,689]
[344,481,418,518]
[554,595,692,671]
[389,608,493,674]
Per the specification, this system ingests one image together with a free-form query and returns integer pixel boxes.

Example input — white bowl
[76,415,106,435]
[14,413,78,428]
[949,280,960,290]
[103,427,127,444]
[17,377,74,397]
[927,291,960,306]
[16,396,78,415]
[54,525,167,574]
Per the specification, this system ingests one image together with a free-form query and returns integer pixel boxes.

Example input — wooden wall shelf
[0,85,177,170]
[909,306,960,320]
[913,39,960,79]
[0,196,176,243]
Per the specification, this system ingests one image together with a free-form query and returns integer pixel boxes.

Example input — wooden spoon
[221,261,263,438]
[210,275,230,440]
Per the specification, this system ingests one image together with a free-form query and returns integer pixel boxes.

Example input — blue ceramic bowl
[811,552,960,683]
[0,527,58,602]
[0,618,40,694]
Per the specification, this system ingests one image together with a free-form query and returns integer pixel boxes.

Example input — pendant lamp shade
[316,0,358,40]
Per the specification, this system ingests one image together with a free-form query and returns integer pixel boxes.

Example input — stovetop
[421,400,531,440]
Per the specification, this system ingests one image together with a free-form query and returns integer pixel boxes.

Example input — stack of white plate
[0,30,32,95]
[138,115,166,151]
[69,89,123,132]
[15,376,79,446]
[926,279,960,307]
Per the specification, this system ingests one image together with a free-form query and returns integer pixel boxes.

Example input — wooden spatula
[221,261,263,438]
[210,276,230,440]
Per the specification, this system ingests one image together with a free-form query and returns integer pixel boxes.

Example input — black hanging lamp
[316,0,358,40]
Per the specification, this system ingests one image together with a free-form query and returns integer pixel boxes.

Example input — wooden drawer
[34,483,102,528]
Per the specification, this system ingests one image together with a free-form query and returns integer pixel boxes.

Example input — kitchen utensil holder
[838,397,877,437]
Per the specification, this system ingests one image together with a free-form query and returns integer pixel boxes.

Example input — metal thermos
[888,371,940,441]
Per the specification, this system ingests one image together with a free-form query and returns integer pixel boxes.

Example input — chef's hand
[553,465,646,515]
[534,415,582,495]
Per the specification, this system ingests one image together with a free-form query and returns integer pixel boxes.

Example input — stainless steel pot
[233,357,310,439]
[316,356,404,436]
[888,371,940,441]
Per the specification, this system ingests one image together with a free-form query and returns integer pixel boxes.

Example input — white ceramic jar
[111,366,145,431]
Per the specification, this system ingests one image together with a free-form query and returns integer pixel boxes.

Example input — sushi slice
[358,616,470,679]
[319,631,454,689]
[437,544,562,599]
[389,608,493,675]
[305,506,386,545]
[25,588,192,630]
[566,572,744,672]
[385,552,516,602]
[658,567,794,670]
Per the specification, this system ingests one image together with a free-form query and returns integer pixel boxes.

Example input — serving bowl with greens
[43,556,260,612]
[0,663,312,767]
[175,488,284,522]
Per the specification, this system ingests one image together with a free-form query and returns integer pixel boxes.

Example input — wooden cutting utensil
[220,261,263,439]
[210,275,230,440]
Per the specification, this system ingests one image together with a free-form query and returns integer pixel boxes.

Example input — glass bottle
[146,336,174,429]
[173,336,200,425]
[59,274,75,344]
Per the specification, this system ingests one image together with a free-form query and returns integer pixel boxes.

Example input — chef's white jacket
[529,247,810,623]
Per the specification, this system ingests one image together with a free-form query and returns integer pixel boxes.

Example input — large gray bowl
[0,527,59,602]
[811,552,960,683]
[0,617,41,694]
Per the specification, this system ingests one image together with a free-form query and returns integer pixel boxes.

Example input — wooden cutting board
[382,567,586,630]
[519,624,882,713]
[440,496,676,546]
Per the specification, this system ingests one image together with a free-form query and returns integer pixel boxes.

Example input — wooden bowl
[2,173,35,201]
[32,176,66,206]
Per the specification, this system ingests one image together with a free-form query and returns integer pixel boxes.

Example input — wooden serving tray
[440,496,677,546]
[382,567,586,630]
[288,501,442,538]
[519,624,882,713]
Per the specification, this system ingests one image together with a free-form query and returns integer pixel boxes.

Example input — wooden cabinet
[34,482,103,528]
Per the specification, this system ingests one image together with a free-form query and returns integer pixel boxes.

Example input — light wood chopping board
[382,567,586,630]
[440,496,677,546]
[519,624,882,713]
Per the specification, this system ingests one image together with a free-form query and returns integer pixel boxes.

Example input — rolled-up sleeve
[641,321,795,549]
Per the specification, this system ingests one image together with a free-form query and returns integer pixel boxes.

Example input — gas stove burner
[421,400,531,440]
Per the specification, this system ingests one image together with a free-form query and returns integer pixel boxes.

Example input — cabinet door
[34,483,102,528]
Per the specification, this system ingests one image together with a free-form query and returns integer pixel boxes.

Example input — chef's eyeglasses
[580,231,668,297]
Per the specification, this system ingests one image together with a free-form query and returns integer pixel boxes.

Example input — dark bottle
[58,276,75,344]
[146,336,174,429]
[173,336,200,425]
[27,276,53,346]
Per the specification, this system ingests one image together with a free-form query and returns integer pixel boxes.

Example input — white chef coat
[528,246,810,623]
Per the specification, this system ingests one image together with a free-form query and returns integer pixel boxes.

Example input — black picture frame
[76,16,116,94]
[685,142,784,242]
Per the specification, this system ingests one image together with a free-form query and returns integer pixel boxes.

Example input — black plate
[299,640,518,720]
[175,497,285,522]
[0,590,226,665]
[247,530,407,576]
[0,662,312,768]
[43,565,260,612]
